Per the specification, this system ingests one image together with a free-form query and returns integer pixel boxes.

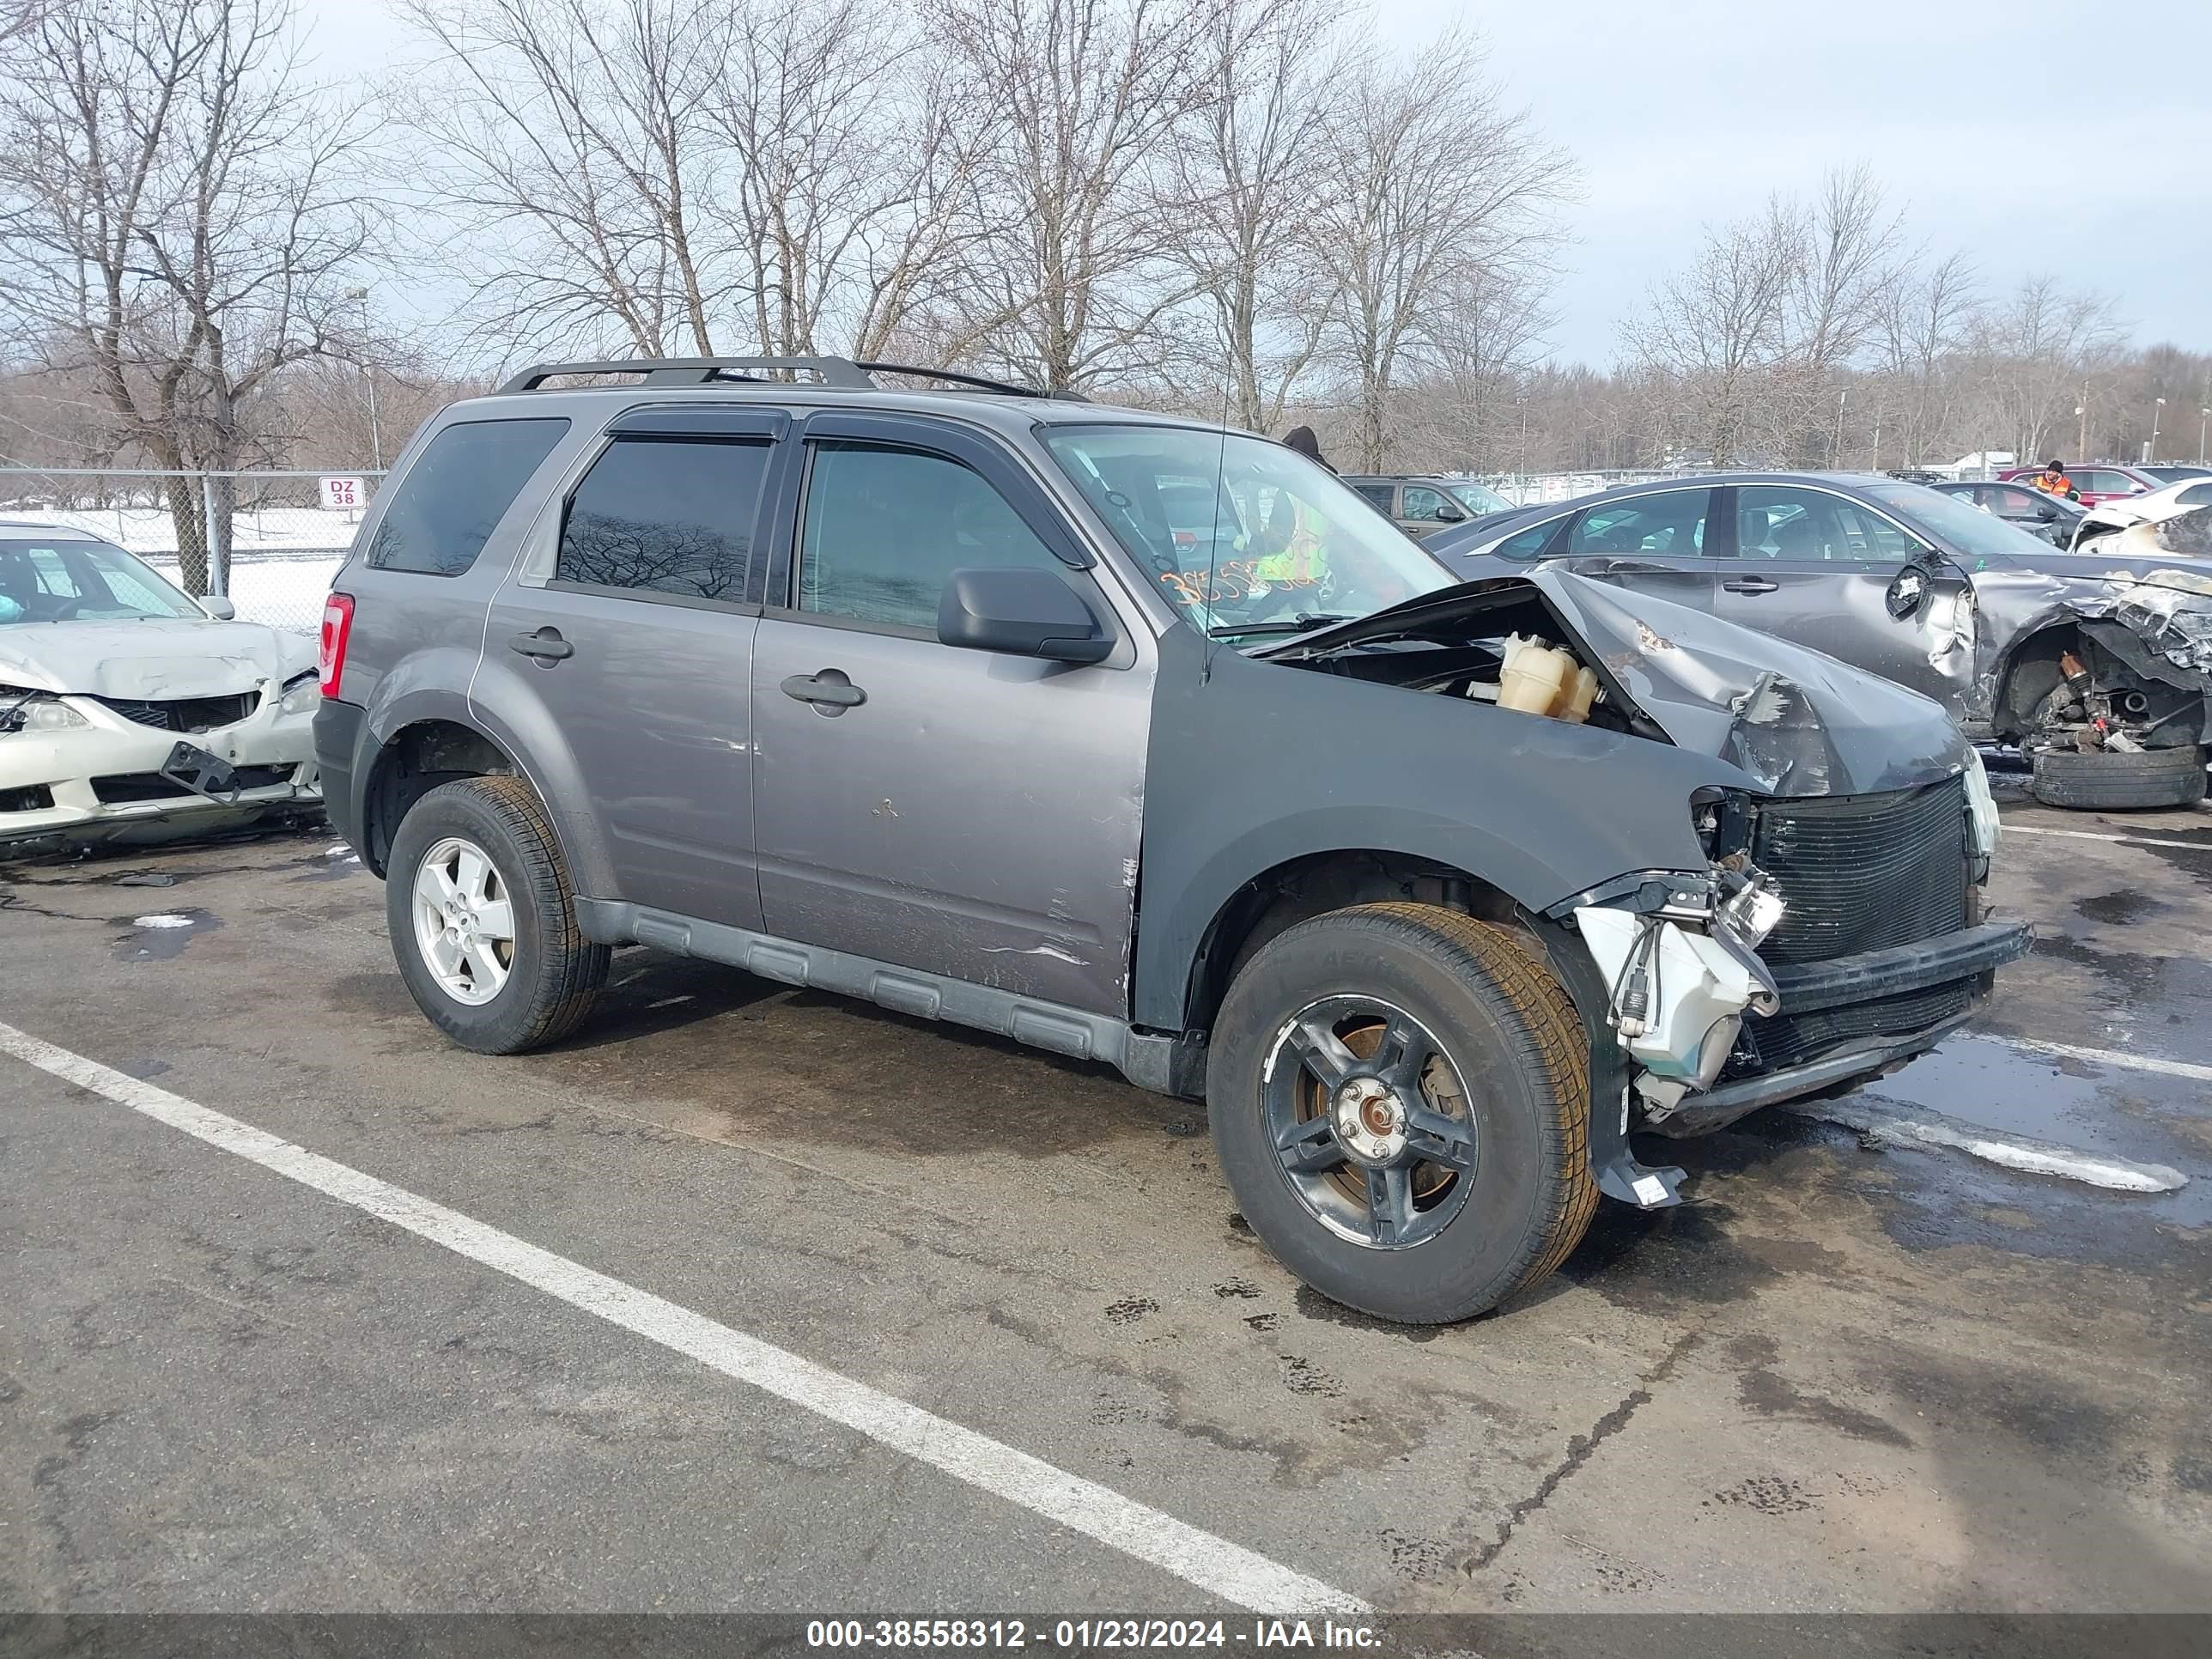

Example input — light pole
[343,285,383,471]
[2200,406,2209,465]
[2148,397,2165,464]
[2074,392,2087,462]
[1832,387,1848,469]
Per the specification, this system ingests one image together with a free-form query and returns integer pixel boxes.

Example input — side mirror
[1432,501,1467,523]
[198,595,237,620]
[938,565,1112,665]
[1884,549,1964,622]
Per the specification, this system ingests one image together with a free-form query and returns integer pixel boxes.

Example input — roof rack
[497,355,1085,402]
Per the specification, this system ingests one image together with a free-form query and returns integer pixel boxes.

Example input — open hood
[0,617,315,698]
[1264,568,1968,799]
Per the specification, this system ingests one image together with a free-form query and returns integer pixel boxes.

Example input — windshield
[1864,482,2062,562]
[1041,426,1451,637]
[0,536,204,624]
[1445,480,1512,516]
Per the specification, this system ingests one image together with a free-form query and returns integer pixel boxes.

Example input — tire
[2029,744,2206,811]
[386,775,610,1054]
[1207,902,1596,1325]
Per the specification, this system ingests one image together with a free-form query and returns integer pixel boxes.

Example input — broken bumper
[1645,918,2033,1137]
[0,692,320,848]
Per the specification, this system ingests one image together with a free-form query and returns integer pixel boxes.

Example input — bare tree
[0,0,376,590]
[1310,31,1576,471]
[923,0,1223,392]
[1971,275,2122,464]
[1621,199,1796,465]
[1874,247,1978,467]
[398,0,730,358]
[1166,0,1340,430]
[708,0,992,360]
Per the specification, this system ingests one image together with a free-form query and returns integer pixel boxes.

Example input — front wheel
[386,775,610,1054]
[1207,902,1596,1325]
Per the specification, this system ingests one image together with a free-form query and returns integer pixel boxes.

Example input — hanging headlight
[0,689,91,735]
[278,672,322,716]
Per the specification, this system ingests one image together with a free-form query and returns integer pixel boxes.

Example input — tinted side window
[1739,487,1915,562]
[1565,490,1708,556]
[557,437,767,601]
[1492,519,1561,559]
[1352,483,1395,512]
[368,418,569,576]
[2182,483,2212,507]
[797,442,1062,631]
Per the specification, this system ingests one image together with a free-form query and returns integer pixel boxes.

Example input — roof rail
[854,361,1086,403]
[498,356,877,393]
[497,354,1086,401]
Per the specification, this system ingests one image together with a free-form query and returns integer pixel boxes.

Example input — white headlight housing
[278,672,321,715]
[1963,749,1999,861]
[1,691,91,735]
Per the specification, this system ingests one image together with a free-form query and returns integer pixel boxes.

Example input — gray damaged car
[315,360,2028,1322]
[1431,472,2212,810]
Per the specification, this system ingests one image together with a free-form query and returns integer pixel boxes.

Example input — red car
[1996,463,2164,505]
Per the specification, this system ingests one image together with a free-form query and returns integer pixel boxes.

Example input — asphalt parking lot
[3,787,2210,1624]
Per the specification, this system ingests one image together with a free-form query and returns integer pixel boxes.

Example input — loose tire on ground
[1207,902,1597,1325]
[2029,744,2206,811]
[386,775,610,1054]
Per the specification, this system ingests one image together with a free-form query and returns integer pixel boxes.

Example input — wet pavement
[2,801,2208,1618]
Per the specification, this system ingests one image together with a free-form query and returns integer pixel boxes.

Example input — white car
[1,521,323,849]
[2069,477,2212,554]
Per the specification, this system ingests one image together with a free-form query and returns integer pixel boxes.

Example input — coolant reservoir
[1559,665,1598,724]
[1498,634,1574,715]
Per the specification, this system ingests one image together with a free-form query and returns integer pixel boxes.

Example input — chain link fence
[0,467,385,635]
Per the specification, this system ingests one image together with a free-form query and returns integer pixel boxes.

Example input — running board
[574,899,1206,1097]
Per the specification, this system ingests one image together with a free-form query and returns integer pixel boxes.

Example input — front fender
[1131,629,1753,1030]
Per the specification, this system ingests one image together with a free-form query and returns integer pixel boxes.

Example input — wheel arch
[360,715,524,877]
[1172,846,1528,1038]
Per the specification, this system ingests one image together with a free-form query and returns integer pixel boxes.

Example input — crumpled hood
[0,618,314,697]
[1534,571,1968,797]
[1268,568,1968,798]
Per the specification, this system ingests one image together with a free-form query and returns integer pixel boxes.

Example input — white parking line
[2004,1036,2212,1085]
[2005,823,2212,853]
[0,1021,1364,1616]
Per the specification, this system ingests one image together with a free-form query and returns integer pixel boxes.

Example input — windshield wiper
[1206,613,1356,639]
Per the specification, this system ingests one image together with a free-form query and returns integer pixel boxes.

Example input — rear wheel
[2029,744,2206,811]
[386,775,609,1054]
[1207,902,1596,1324]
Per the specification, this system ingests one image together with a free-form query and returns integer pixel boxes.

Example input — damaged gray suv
[315,358,2030,1323]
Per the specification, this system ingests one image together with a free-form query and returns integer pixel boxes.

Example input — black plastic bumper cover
[313,698,365,852]
[1763,920,2033,1016]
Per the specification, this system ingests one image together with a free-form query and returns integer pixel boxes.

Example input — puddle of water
[110,908,222,961]
[1863,1035,2109,1147]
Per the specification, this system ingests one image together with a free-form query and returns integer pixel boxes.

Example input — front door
[1713,483,1970,705]
[483,412,778,928]
[748,414,1150,1016]
[1549,486,1723,611]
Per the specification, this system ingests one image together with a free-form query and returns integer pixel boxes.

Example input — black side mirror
[1432,501,1466,523]
[1884,548,1962,621]
[938,565,1113,665]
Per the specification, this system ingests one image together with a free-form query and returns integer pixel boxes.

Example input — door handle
[781,671,866,711]
[1722,578,1780,595]
[509,627,574,660]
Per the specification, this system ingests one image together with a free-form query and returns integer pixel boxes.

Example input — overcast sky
[302,0,2212,366]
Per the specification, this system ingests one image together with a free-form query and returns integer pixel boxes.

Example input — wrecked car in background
[315,357,2029,1324]
[1430,472,2212,810]
[1,522,322,850]
[2069,478,2212,554]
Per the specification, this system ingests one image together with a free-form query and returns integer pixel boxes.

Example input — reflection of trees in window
[559,512,747,599]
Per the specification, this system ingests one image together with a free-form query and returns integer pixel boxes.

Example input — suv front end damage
[1267,570,2032,1154]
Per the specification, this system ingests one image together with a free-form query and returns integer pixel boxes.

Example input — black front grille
[1751,775,1970,966]
[86,691,259,732]
[0,783,55,812]
[91,763,295,804]
[1732,978,1977,1074]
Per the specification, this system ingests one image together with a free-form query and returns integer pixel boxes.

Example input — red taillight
[319,592,356,699]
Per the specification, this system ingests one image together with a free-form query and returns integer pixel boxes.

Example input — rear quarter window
[367,417,571,575]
